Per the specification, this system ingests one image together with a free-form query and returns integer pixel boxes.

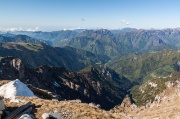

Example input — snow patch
[54,81,61,87]
[0,79,34,101]
[148,82,157,88]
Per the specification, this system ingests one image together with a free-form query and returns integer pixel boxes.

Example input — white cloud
[35,27,39,31]
[68,27,85,30]
[19,27,23,31]
[3,27,39,32]
[121,20,130,26]
[5,28,19,31]
[4,27,23,31]
[121,19,126,23]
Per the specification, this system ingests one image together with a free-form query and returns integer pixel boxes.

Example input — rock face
[0,57,24,80]
[0,96,5,113]
[131,79,180,119]
[24,65,133,110]
[111,76,180,119]
[0,57,134,110]
[121,95,132,106]
[110,95,136,113]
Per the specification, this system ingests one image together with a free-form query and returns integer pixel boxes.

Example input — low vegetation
[0,43,108,71]
[108,49,180,83]
[3,97,122,119]
[130,72,180,106]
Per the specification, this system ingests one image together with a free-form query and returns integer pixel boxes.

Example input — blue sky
[0,0,180,31]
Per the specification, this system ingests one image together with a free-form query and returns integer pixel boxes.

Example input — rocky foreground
[0,56,180,118]
[0,78,179,119]
[3,97,122,119]
[111,79,180,119]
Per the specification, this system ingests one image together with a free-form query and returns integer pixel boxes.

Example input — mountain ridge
[0,56,134,110]
[0,42,108,71]
[107,49,180,83]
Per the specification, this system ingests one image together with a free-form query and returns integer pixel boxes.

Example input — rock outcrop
[0,96,5,118]
[110,95,137,114]
[0,56,24,80]
[111,77,180,119]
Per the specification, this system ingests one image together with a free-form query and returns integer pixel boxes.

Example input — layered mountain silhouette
[5,28,180,58]
[0,34,51,45]
[53,28,180,57]
[0,28,180,117]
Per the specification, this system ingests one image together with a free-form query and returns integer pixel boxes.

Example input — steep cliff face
[23,65,133,110]
[0,57,24,80]
[0,57,133,110]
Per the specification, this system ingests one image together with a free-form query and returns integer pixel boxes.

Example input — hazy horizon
[1,0,180,31]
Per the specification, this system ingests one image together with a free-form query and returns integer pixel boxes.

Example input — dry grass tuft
[3,97,123,119]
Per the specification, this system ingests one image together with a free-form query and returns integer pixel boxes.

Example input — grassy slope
[0,42,107,71]
[130,72,180,106]
[107,49,180,83]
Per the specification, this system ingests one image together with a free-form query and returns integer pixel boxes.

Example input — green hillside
[0,42,108,71]
[107,49,180,83]
[130,72,180,106]
[55,29,131,58]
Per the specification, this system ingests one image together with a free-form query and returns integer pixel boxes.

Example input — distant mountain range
[7,30,79,42]
[0,34,51,45]
[3,28,180,58]
[55,29,131,57]
[52,28,180,57]
[1,28,180,80]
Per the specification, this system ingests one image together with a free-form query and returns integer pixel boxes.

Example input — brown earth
[3,97,123,119]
